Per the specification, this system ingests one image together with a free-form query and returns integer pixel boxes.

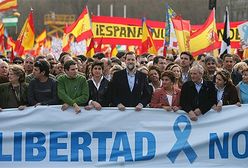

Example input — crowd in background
[0,50,248,121]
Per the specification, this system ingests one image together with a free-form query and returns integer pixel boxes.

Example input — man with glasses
[13,57,24,65]
[138,55,148,67]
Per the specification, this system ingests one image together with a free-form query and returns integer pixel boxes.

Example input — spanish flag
[0,24,4,47]
[86,37,95,57]
[0,0,17,12]
[66,6,93,42]
[95,37,103,53]
[171,18,191,53]
[36,29,46,45]
[189,9,218,56]
[6,36,16,50]
[141,18,157,55]
[110,45,118,57]
[15,11,35,56]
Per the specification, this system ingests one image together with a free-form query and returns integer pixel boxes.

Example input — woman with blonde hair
[170,64,183,89]
[236,68,248,104]
[0,65,28,111]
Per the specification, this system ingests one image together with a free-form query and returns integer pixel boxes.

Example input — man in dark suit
[111,51,151,111]
[180,64,217,121]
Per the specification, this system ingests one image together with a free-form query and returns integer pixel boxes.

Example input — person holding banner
[28,60,59,106]
[180,64,217,121]
[213,70,240,112]
[150,70,181,111]
[0,65,28,111]
[57,60,89,113]
[85,61,110,110]
[236,68,248,104]
[111,51,151,111]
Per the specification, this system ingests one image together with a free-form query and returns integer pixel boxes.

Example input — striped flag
[220,6,231,58]
[0,0,17,12]
[15,11,35,56]
[86,37,95,57]
[141,18,157,55]
[164,4,178,56]
[65,6,93,42]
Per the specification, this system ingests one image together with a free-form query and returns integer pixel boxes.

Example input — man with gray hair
[180,64,217,121]
[0,60,9,84]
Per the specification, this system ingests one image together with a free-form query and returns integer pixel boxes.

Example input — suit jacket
[150,87,181,108]
[180,80,217,114]
[88,77,110,107]
[111,69,151,107]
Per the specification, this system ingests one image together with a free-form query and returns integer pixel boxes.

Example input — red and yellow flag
[0,24,4,52]
[189,9,218,56]
[36,29,46,45]
[110,45,118,57]
[95,37,103,53]
[86,37,95,57]
[0,0,17,12]
[171,18,191,53]
[66,6,93,42]
[15,11,35,56]
[6,37,16,50]
[141,19,157,55]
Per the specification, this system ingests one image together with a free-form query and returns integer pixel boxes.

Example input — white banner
[0,105,247,168]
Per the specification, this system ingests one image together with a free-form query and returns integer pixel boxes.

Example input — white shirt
[126,70,136,92]
[92,76,104,91]
[166,94,173,106]
[216,86,225,104]
[194,80,204,93]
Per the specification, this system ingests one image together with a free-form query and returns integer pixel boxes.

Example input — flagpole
[211,8,215,56]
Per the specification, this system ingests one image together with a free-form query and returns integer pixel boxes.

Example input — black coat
[180,80,217,114]
[88,77,110,107]
[111,69,151,107]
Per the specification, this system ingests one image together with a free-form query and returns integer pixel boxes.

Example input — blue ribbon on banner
[167,115,197,163]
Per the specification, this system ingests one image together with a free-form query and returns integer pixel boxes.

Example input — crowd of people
[0,50,248,121]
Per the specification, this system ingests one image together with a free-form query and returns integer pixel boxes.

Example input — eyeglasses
[14,61,23,64]
[140,61,148,64]
[25,61,33,64]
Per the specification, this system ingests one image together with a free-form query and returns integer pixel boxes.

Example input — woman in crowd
[0,65,28,111]
[150,70,181,112]
[213,70,240,112]
[85,61,110,110]
[170,64,183,89]
[148,66,162,92]
[236,68,248,104]
[233,62,248,74]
